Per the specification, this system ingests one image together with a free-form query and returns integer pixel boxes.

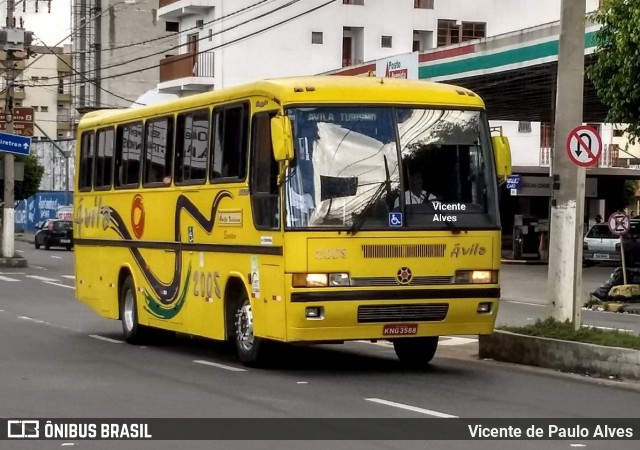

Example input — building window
[311,31,323,44]
[540,122,553,148]
[41,106,49,112]
[381,35,393,48]
[613,128,625,137]
[518,121,532,133]
[414,0,434,9]
[187,33,198,53]
[437,19,486,47]
[343,0,364,4]
[32,106,39,112]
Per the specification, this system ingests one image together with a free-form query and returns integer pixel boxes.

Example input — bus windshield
[284,106,499,230]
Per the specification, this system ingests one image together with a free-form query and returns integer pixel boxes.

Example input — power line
[60,0,306,81]
[65,0,277,56]
[45,0,336,89]
[31,32,143,106]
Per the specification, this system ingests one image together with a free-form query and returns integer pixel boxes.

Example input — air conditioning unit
[196,19,204,29]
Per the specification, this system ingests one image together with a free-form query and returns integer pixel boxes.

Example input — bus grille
[362,244,446,258]
[350,276,454,286]
[357,304,449,323]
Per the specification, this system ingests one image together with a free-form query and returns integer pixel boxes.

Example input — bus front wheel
[235,296,266,366]
[120,276,150,344]
[392,336,439,367]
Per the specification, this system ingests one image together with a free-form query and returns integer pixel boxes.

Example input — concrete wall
[99,0,176,107]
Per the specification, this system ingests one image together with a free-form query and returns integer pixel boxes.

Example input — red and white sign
[566,125,602,167]
[608,212,630,236]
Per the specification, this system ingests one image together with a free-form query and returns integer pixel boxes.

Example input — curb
[479,330,640,381]
[0,256,28,268]
[501,259,548,265]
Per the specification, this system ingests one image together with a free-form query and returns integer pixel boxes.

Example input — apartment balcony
[540,144,622,169]
[57,54,72,74]
[57,114,73,131]
[158,0,213,19]
[58,90,72,103]
[158,50,215,94]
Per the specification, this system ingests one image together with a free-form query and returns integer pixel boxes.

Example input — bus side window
[210,103,248,182]
[79,131,95,191]
[250,112,280,229]
[95,128,115,190]
[175,109,208,184]
[115,122,142,188]
[143,117,174,186]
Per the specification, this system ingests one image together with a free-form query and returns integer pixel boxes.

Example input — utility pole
[2,0,16,258]
[547,0,586,329]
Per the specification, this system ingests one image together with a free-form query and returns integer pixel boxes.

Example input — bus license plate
[594,253,609,259]
[383,324,418,336]
[60,239,70,244]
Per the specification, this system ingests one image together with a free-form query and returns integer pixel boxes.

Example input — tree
[0,153,45,204]
[588,0,640,142]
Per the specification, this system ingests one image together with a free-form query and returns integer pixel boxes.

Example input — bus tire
[120,275,150,344]
[392,336,439,367]
[234,295,265,366]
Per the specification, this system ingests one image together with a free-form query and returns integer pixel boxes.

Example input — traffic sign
[608,211,630,236]
[566,125,602,167]
[0,107,35,137]
[0,131,32,156]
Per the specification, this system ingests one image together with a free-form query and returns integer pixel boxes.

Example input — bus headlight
[292,273,350,287]
[455,270,498,284]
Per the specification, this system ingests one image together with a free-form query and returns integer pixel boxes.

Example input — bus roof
[78,76,486,128]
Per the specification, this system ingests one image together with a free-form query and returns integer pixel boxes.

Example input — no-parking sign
[566,125,602,167]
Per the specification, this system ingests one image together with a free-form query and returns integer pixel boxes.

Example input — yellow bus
[74,76,511,367]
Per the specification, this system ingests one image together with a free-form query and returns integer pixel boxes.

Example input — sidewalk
[15,232,35,245]
[501,249,548,265]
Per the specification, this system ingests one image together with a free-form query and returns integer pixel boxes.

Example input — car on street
[34,219,74,250]
[583,223,620,266]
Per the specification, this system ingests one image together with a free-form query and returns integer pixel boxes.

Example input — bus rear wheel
[120,276,151,344]
[392,336,439,367]
[235,296,266,366]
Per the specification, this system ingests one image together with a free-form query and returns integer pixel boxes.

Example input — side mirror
[491,127,512,184]
[271,115,294,162]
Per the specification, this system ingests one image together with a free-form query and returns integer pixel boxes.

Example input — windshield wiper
[348,156,392,235]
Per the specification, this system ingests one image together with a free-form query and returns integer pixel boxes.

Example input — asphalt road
[1,241,639,450]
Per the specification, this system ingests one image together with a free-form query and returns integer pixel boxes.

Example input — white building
[156,0,601,94]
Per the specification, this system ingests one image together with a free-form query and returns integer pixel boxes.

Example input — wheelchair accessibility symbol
[389,213,403,227]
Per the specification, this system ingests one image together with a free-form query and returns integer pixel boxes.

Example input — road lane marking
[583,325,633,333]
[27,275,59,282]
[50,256,62,259]
[15,250,23,253]
[0,275,20,282]
[439,337,477,346]
[0,272,25,275]
[62,275,75,279]
[18,316,46,324]
[504,300,546,307]
[44,281,75,290]
[30,265,46,270]
[193,359,247,372]
[364,398,458,418]
[89,335,123,344]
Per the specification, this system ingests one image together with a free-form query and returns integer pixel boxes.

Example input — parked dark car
[34,219,73,250]
[621,219,640,266]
